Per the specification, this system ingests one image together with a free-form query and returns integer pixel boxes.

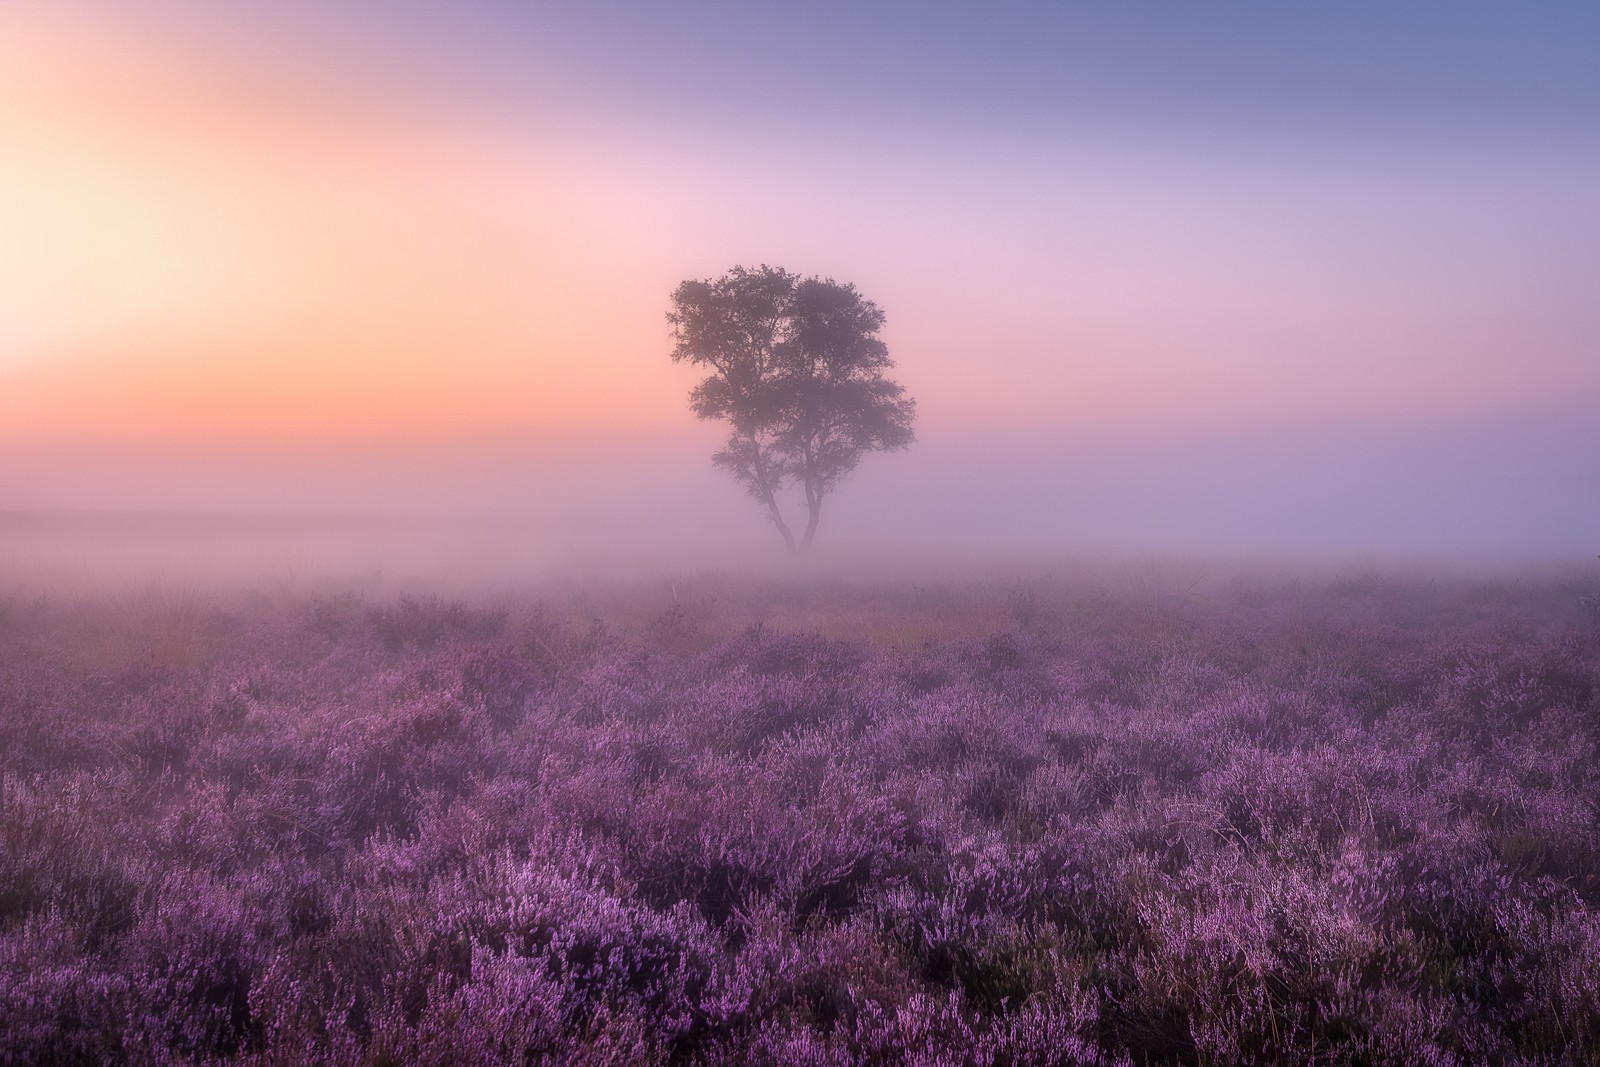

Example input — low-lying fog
[3,405,1594,598]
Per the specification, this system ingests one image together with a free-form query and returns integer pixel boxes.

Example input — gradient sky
[3,1,1597,557]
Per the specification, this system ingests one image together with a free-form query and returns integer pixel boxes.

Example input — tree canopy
[667,265,916,554]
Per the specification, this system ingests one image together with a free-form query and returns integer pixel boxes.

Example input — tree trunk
[797,495,822,555]
[762,493,798,553]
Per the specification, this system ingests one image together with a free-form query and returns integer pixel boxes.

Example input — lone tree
[668,264,916,554]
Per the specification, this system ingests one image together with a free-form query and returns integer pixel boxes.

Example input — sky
[2,0,1597,560]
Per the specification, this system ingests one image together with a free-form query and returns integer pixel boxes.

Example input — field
[2,566,1598,1064]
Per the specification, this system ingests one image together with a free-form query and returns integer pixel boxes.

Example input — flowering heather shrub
[1,574,1597,1063]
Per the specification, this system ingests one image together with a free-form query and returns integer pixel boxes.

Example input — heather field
[3,570,1599,1065]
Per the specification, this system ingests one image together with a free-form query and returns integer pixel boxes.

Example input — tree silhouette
[668,265,916,554]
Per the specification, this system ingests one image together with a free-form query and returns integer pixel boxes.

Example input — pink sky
[2,2,1596,556]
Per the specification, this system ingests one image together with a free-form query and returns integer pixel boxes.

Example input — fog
[4,2,1597,594]
[4,403,1594,598]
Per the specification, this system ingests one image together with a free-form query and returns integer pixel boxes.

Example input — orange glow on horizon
[0,7,687,448]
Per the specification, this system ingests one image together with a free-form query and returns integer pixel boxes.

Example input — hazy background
[3,0,1597,574]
